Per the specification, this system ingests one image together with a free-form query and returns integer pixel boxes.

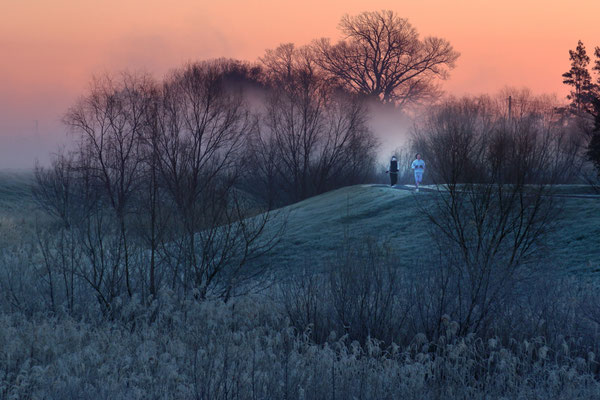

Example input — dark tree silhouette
[412,95,577,336]
[151,61,279,299]
[32,65,284,314]
[64,73,155,299]
[252,44,378,204]
[589,128,600,175]
[594,46,600,77]
[562,40,593,114]
[586,95,600,175]
[313,10,459,106]
[562,41,600,179]
[587,46,600,176]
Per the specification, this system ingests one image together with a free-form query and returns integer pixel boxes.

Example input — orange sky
[1,0,599,167]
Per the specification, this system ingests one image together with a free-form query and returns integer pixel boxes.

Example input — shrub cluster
[1,290,600,399]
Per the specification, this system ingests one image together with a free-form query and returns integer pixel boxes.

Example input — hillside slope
[265,185,428,272]
[266,184,600,274]
[1,171,598,275]
[0,170,35,214]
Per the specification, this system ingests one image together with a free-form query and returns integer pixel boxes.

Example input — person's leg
[415,172,423,191]
[391,173,397,186]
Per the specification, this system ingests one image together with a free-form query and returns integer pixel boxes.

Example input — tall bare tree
[63,73,156,298]
[153,61,280,298]
[34,145,127,316]
[33,153,82,314]
[313,10,459,106]
[132,91,173,299]
[33,64,283,313]
[411,95,578,336]
[252,44,378,204]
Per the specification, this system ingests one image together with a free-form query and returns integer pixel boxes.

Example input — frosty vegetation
[2,11,600,400]
[2,239,600,399]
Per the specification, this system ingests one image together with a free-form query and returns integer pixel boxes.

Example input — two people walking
[387,153,425,191]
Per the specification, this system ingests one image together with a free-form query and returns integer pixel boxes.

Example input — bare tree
[33,146,127,316]
[33,153,79,314]
[252,44,378,204]
[63,73,156,298]
[152,61,280,299]
[313,10,459,106]
[411,95,578,336]
[32,64,283,314]
[33,153,78,228]
[131,99,173,300]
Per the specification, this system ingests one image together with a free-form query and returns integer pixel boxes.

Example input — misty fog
[0,93,415,171]
[0,124,64,169]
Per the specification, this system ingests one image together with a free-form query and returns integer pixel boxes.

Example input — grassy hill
[1,171,598,275]
[265,184,428,272]
[268,184,600,274]
[0,170,35,213]
[0,171,37,247]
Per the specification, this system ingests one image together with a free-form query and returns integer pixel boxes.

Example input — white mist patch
[0,119,72,169]
[364,102,415,164]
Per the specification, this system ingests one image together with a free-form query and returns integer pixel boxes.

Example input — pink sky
[1,0,599,167]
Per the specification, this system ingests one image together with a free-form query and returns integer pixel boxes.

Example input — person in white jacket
[411,153,425,192]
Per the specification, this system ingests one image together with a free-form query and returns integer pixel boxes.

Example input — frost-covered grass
[549,184,600,195]
[546,198,600,273]
[1,173,599,275]
[2,173,600,398]
[263,185,428,271]
[1,293,600,400]
[0,170,35,214]
[0,171,38,248]
[267,184,600,275]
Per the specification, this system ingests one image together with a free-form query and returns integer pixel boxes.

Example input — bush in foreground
[1,290,600,400]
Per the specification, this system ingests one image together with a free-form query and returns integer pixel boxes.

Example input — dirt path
[371,184,600,199]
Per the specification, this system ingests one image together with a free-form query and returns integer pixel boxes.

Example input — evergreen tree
[585,47,600,175]
[562,42,600,177]
[588,133,600,176]
[562,40,593,114]
[587,92,600,176]
[594,46,600,80]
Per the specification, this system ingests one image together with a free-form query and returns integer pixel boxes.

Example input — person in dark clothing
[386,156,399,186]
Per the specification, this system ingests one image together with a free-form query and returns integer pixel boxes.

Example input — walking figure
[411,153,425,192]
[386,156,399,187]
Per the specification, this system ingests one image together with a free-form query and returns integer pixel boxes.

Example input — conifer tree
[594,46,600,79]
[585,46,600,175]
[562,42,600,177]
[588,129,600,176]
[587,47,600,174]
[562,40,592,113]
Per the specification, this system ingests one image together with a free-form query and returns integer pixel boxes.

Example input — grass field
[0,171,39,247]
[0,170,36,213]
[1,171,599,275]
[1,171,600,399]
[269,183,600,274]
[266,184,428,272]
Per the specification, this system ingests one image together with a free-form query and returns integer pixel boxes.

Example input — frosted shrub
[280,239,413,345]
[2,220,600,398]
[1,294,600,399]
